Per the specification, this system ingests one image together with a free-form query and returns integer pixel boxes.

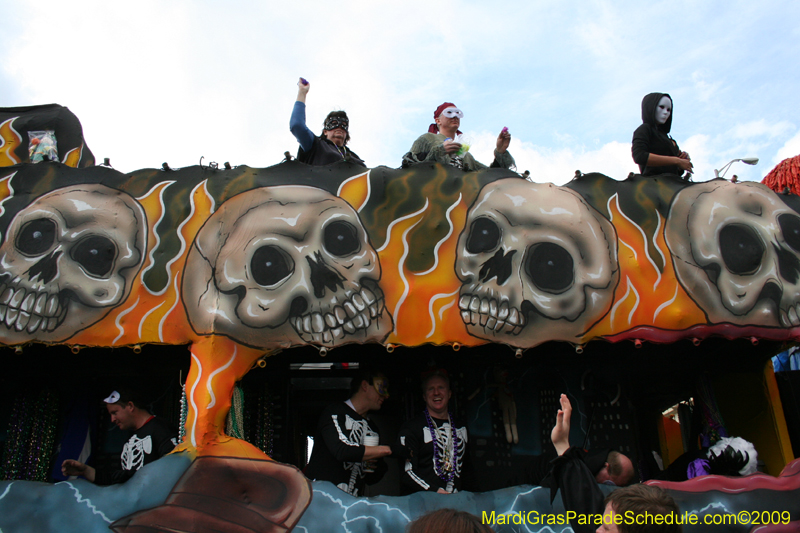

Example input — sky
[1,0,798,185]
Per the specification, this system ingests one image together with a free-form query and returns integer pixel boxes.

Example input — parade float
[0,104,798,532]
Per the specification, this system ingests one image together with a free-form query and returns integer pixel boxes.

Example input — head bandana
[429,102,463,134]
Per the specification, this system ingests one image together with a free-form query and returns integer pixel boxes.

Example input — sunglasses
[440,107,463,119]
[324,118,349,132]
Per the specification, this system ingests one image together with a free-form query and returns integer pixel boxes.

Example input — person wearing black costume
[290,78,365,167]
[397,370,468,494]
[517,446,634,488]
[631,93,692,178]
[545,395,681,533]
[61,389,177,486]
[305,370,392,496]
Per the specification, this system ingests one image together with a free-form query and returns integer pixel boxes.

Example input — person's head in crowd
[349,369,389,412]
[103,388,151,431]
[322,111,350,147]
[421,369,452,418]
[597,484,682,533]
[596,450,636,486]
[407,508,492,533]
[429,102,463,138]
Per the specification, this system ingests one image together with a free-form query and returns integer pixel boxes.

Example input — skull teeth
[459,294,524,335]
[0,282,66,334]
[780,304,800,328]
[292,287,385,344]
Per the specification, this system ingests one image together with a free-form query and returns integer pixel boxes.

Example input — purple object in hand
[300,77,309,85]
[502,127,509,133]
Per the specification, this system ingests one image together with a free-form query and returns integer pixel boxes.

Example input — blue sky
[1,0,798,184]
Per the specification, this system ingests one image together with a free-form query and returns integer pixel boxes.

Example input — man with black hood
[631,93,692,178]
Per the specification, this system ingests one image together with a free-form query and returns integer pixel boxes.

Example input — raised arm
[290,78,316,153]
[551,393,572,456]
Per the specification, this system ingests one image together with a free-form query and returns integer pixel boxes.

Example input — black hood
[641,92,673,134]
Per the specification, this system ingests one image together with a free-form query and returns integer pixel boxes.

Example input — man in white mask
[631,93,692,179]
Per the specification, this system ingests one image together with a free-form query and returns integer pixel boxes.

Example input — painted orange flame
[584,194,705,339]
[338,173,481,347]
[71,180,214,345]
[0,118,21,167]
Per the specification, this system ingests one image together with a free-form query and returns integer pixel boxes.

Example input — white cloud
[467,131,634,186]
[774,130,800,165]
[1,0,798,178]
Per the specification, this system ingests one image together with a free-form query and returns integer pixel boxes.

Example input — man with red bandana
[402,102,514,171]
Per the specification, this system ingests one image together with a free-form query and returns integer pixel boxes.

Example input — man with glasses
[402,102,514,171]
[290,78,366,167]
[305,369,392,496]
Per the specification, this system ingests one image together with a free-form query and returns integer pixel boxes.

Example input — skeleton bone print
[121,434,153,471]
[424,423,468,480]
[332,413,371,496]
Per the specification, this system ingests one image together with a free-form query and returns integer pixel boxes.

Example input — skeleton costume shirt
[305,401,384,496]
[397,413,468,493]
[94,416,178,485]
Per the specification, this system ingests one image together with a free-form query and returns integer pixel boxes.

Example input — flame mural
[1,158,799,532]
[2,163,800,449]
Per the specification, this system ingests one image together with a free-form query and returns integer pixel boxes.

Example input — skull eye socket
[719,224,763,275]
[251,245,293,287]
[466,218,500,254]
[16,218,56,256]
[779,213,800,252]
[71,236,117,278]
[324,221,360,257]
[525,242,574,293]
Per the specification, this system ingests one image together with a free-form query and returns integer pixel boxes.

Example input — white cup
[363,435,380,446]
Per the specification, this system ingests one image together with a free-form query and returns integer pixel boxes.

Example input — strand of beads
[423,408,458,484]
[179,383,188,441]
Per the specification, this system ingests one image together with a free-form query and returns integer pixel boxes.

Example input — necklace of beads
[424,408,458,483]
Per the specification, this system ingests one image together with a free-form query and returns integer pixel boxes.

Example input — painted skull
[182,186,392,349]
[455,179,619,346]
[0,184,147,343]
[665,179,800,327]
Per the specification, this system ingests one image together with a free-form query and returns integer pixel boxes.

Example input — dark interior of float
[3,338,798,492]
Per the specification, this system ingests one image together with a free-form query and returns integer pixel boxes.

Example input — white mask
[441,107,463,119]
[655,96,672,125]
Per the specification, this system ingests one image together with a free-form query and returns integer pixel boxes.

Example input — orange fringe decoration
[762,155,800,195]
